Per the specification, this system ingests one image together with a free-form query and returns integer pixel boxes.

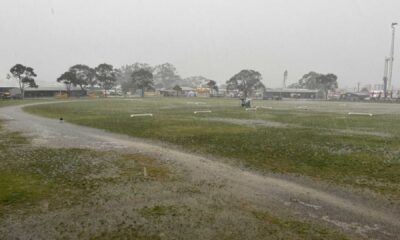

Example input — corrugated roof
[265,88,318,93]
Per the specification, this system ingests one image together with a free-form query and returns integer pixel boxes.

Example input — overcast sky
[1,0,399,89]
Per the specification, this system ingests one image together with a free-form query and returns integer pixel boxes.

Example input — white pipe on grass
[348,112,373,116]
[130,113,153,117]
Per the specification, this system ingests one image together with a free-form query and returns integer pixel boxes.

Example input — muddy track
[1,102,400,239]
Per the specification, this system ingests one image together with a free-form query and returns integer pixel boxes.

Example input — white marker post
[130,113,153,117]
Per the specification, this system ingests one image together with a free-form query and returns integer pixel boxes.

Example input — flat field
[24,98,400,200]
[0,102,351,240]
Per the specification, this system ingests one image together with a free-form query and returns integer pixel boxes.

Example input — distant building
[24,86,86,98]
[196,87,210,97]
[339,92,369,101]
[0,87,19,99]
[263,88,319,99]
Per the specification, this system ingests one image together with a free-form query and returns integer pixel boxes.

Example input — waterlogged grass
[0,99,50,108]
[24,98,400,200]
[0,120,351,240]
[92,201,350,240]
[252,211,349,240]
[0,172,49,206]
[0,122,169,214]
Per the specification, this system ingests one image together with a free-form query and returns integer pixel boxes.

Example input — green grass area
[0,121,168,215]
[0,99,51,108]
[24,98,400,200]
[0,118,350,239]
[91,205,349,240]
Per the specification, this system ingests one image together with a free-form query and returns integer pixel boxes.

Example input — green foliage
[57,71,75,95]
[153,63,181,89]
[316,74,338,99]
[69,64,96,90]
[172,84,182,96]
[131,69,154,97]
[227,69,265,98]
[95,63,117,93]
[57,64,95,94]
[117,63,154,93]
[207,80,219,94]
[289,72,338,99]
[7,64,38,99]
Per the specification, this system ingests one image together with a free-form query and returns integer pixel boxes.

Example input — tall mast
[388,23,397,92]
[283,70,288,88]
[383,57,390,98]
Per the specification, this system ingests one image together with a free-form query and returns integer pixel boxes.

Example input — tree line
[6,63,338,99]
[54,62,266,98]
[56,62,218,96]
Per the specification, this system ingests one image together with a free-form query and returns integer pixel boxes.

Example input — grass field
[0,117,349,239]
[24,97,400,201]
[0,99,50,108]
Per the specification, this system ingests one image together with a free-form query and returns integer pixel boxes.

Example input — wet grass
[252,211,349,240]
[0,120,350,239]
[24,98,400,200]
[90,200,350,240]
[0,121,169,215]
[0,99,50,108]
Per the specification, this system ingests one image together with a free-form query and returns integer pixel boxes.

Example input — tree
[7,64,38,99]
[181,76,212,88]
[153,63,181,89]
[288,72,339,99]
[131,69,154,97]
[316,74,338,99]
[95,63,117,97]
[117,63,153,93]
[173,85,182,96]
[288,72,320,89]
[226,70,265,98]
[57,71,75,96]
[207,80,219,96]
[69,64,96,90]
[361,87,369,93]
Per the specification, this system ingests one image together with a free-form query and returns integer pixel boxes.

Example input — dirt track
[1,102,400,239]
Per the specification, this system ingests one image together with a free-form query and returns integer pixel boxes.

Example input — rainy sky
[0,0,399,89]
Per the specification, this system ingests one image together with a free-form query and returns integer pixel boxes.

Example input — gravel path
[1,103,400,239]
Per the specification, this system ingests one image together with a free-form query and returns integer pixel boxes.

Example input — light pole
[283,70,288,88]
[388,22,397,94]
[383,57,390,98]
